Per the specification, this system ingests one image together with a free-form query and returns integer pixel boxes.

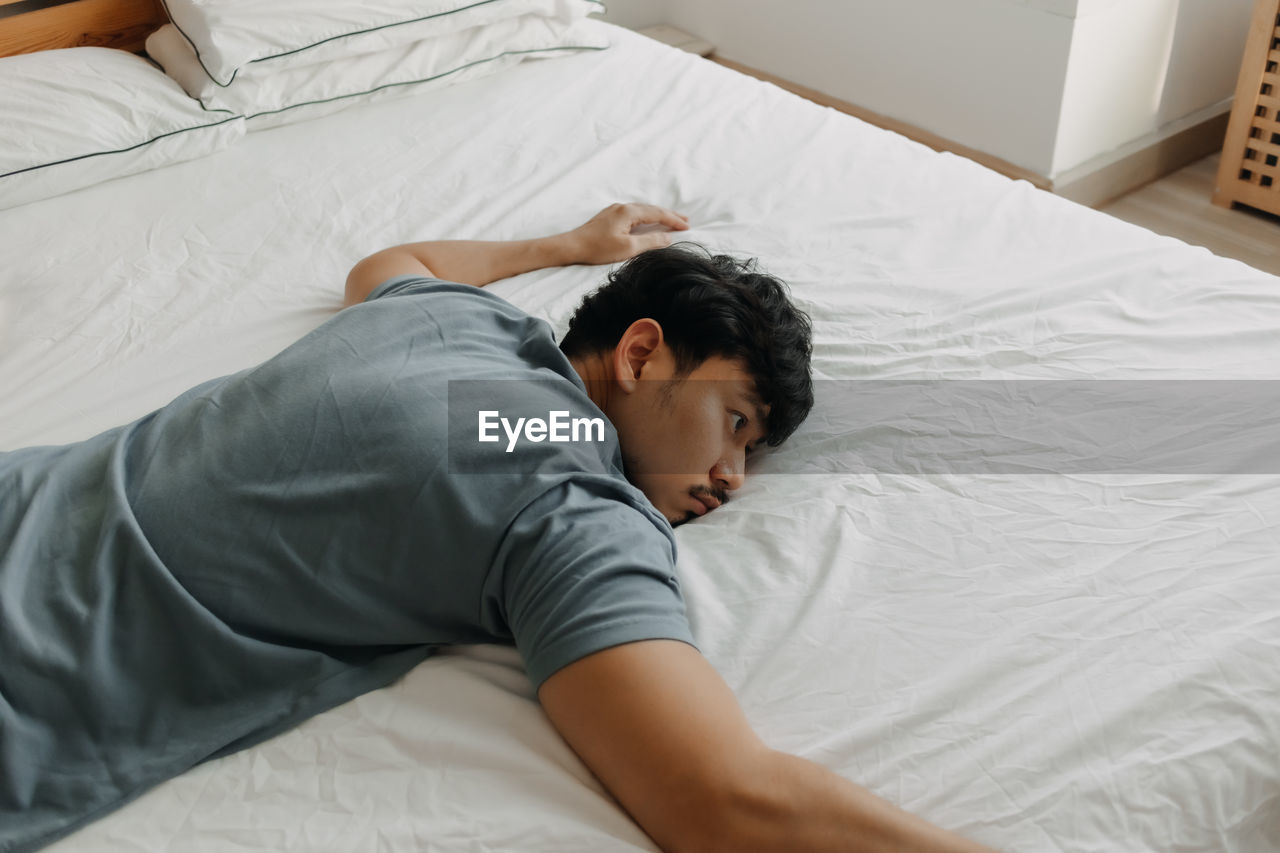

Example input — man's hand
[560,203,690,266]
[344,202,689,306]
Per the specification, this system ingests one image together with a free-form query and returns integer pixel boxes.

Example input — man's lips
[692,492,721,515]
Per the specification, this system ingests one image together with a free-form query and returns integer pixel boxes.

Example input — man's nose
[712,453,745,492]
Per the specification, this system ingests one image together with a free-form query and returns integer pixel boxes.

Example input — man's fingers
[623,203,690,233]
[638,231,674,252]
[578,203,688,262]
[628,222,673,236]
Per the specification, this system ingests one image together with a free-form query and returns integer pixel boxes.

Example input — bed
[2,2,1278,850]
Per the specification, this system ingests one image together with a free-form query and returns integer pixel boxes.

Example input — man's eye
[730,412,746,431]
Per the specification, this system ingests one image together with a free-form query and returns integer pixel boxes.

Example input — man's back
[0,277,691,851]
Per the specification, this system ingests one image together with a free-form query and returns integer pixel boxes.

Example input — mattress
[2,20,1278,852]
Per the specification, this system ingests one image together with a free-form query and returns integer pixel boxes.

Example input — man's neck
[569,351,616,415]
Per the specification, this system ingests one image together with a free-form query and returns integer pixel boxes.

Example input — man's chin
[668,510,698,528]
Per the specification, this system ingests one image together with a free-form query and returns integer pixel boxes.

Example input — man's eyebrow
[742,385,769,436]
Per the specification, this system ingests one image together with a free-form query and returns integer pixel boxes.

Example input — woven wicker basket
[1214,0,1280,216]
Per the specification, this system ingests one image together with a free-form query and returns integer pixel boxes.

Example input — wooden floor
[1099,153,1280,277]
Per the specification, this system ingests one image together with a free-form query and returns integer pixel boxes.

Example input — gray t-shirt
[0,276,694,851]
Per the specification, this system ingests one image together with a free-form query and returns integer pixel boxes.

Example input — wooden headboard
[0,0,166,57]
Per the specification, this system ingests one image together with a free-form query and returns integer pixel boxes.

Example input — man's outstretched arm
[539,640,1000,853]
[343,203,689,306]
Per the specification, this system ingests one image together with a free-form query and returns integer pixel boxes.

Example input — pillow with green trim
[146,15,609,131]
[0,47,244,212]
[159,0,604,87]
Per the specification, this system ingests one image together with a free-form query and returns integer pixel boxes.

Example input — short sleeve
[365,274,449,302]
[495,478,697,690]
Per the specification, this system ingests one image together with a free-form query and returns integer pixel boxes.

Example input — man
[0,203,994,852]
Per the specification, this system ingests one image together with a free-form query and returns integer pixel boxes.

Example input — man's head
[560,244,814,525]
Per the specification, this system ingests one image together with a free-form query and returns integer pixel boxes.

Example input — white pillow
[0,47,244,212]
[159,0,604,86]
[146,17,608,130]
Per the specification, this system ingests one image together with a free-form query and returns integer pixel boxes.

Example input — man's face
[610,354,769,527]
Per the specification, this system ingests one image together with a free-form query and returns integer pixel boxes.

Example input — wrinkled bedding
[1,21,1277,852]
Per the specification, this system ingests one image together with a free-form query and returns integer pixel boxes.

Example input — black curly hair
[559,243,814,446]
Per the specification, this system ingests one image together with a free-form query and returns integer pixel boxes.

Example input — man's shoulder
[355,275,557,355]
[364,275,518,311]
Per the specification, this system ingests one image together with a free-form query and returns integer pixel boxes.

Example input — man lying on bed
[0,203,994,853]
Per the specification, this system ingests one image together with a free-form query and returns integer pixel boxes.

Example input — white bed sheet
[2,21,1278,852]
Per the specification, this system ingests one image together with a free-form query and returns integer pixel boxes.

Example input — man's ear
[612,318,665,391]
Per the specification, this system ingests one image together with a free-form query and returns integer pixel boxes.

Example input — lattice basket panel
[1214,0,1280,217]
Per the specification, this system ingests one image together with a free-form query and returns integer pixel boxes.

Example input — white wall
[598,0,1256,182]
[593,0,670,30]
[1053,0,1254,177]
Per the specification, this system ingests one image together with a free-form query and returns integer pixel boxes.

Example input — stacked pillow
[0,0,606,210]
[0,48,244,212]
[148,0,608,128]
